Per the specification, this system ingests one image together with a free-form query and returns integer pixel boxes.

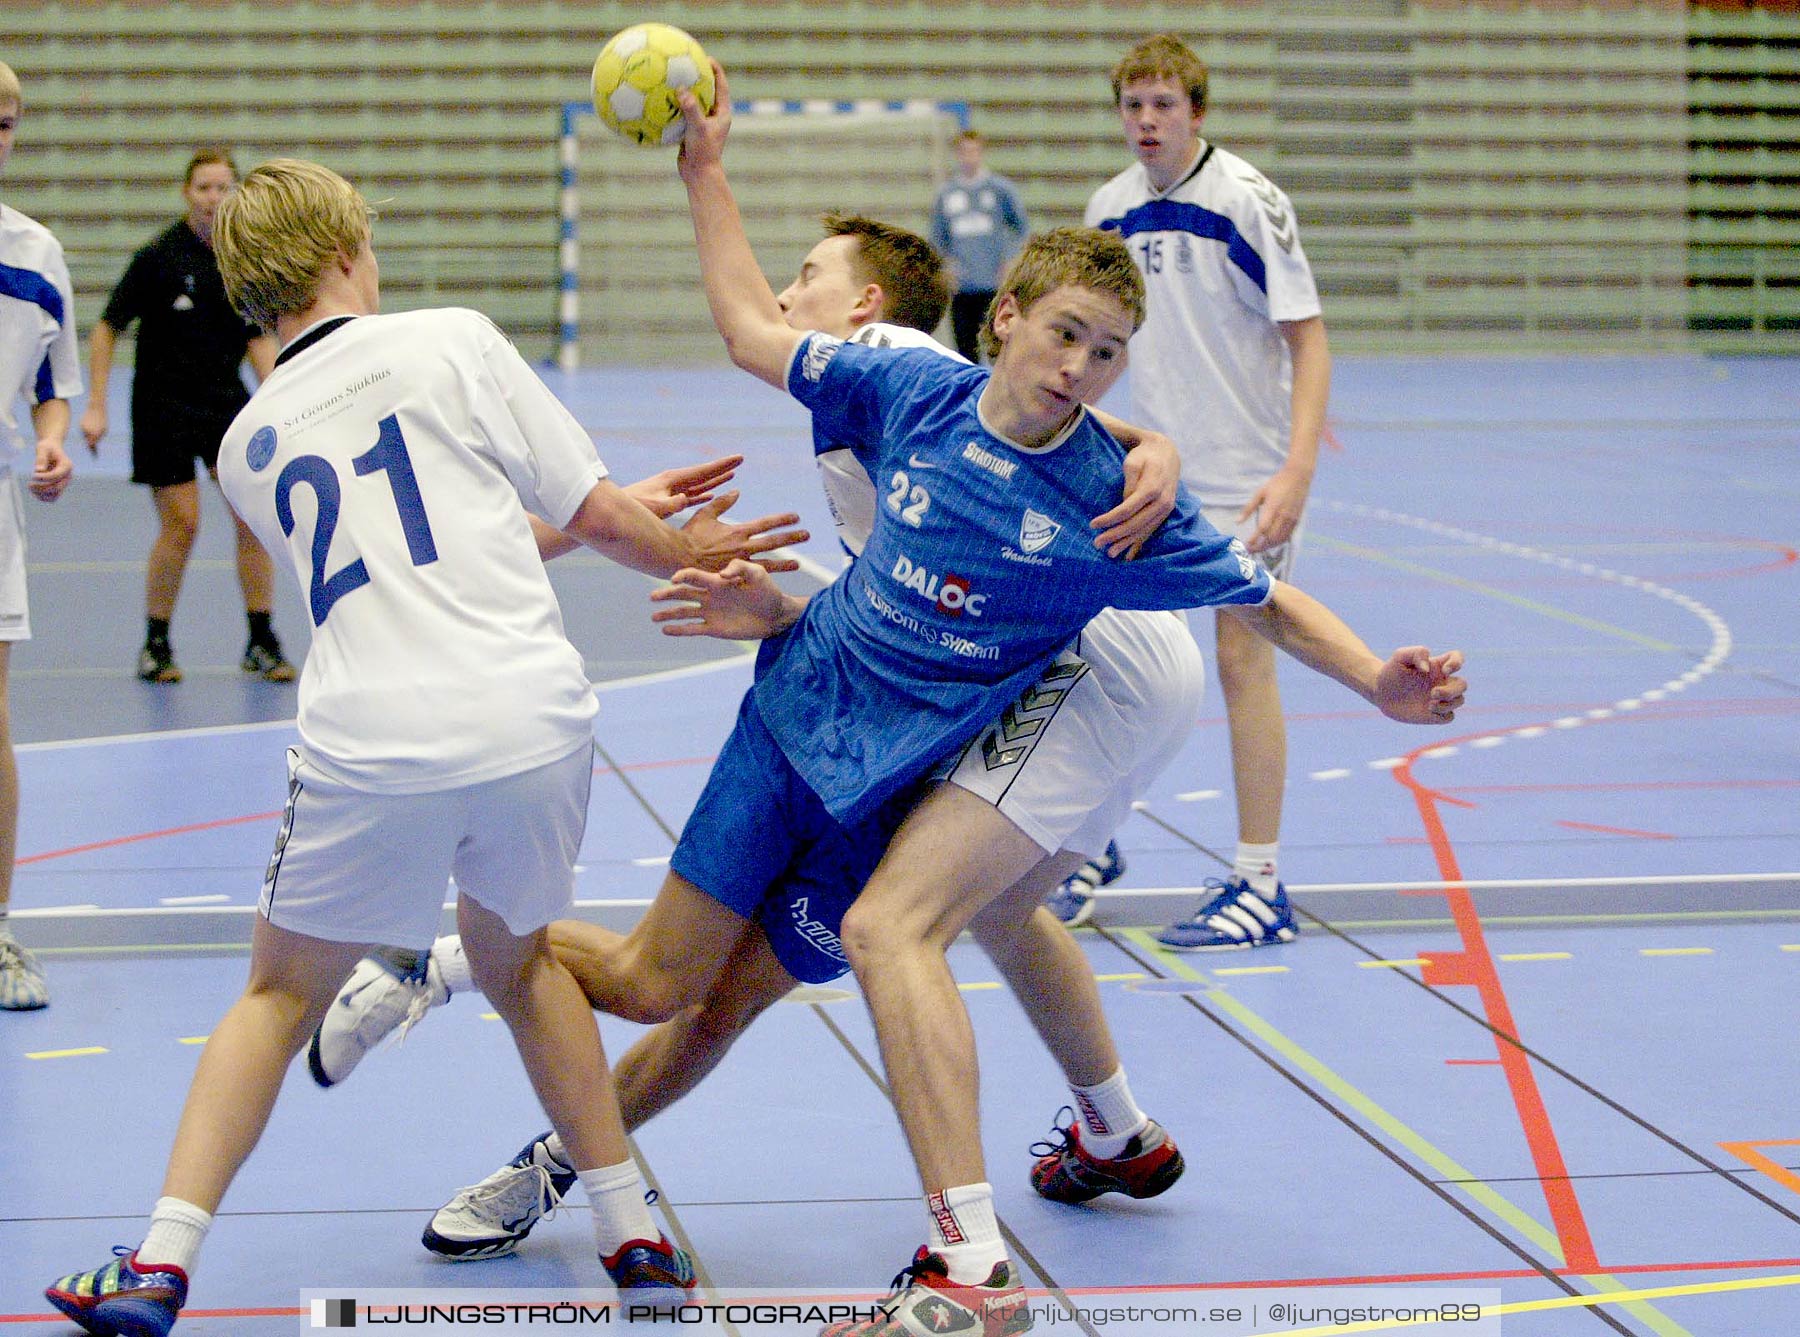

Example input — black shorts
[130,416,233,488]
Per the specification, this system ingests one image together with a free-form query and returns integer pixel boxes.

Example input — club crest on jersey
[246,426,278,472]
[892,553,985,618]
[801,333,844,383]
[1019,509,1061,555]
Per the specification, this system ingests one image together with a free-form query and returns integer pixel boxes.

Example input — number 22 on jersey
[275,413,440,625]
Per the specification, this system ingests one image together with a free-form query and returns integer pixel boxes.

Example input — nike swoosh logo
[907,454,937,470]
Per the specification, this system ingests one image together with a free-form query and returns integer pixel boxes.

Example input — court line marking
[1719,1141,1800,1199]
[1118,929,1689,1336]
[25,1047,108,1060]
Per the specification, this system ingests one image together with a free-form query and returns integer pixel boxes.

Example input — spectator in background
[0,61,78,1010]
[82,148,288,685]
[930,128,1028,362]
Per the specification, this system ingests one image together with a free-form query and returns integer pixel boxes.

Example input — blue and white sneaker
[423,1131,576,1260]
[1156,877,1296,951]
[0,936,49,1010]
[1045,840,1125,928]
[46,1247,188,1337]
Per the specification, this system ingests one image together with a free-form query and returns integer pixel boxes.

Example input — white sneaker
[0,937,48,1010]
[422,1132,575,1260]
[307,953,448,1087]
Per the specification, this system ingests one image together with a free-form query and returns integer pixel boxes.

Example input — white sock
[578,1159,659,1258]
[432,935,474,994]
[1069,1068,1149,1159]
[138,1196,212,1276]
[925,1183,1006,1283]
[1234,842,1280,898]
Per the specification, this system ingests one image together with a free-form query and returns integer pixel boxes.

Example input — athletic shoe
[822,1248,1028,1337]
[1029,1106,1184,1204]
[307,951,448,1088]
[1044,840,1125,928]
[0,937,49,1010]
[1155,876,1296,951]
[602,1234,696,1296]
[45,1247,188,1337]
[136,641,181,684]
[240,640,296,683]
[422,1131,576,1260]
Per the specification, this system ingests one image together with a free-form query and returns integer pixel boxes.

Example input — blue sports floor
[2,355,1797,1334]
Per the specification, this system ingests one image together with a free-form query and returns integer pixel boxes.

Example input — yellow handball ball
[592,23,716,148]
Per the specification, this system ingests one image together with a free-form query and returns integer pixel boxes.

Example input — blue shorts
[671,691,917,985]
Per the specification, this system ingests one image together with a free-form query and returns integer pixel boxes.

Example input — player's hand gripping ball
[592,23,716,147]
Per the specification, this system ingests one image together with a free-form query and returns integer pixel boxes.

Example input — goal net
[558,99,966,368]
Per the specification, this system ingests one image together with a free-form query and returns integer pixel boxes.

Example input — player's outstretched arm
[1226,581,1466,724]
[675,64,803,388]
[563,479,807,579]
[651,559,808,642]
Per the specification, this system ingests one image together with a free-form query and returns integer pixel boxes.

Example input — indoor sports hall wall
[6,0,1797,358]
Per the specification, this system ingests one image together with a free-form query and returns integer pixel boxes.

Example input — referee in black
[81,147,290,682]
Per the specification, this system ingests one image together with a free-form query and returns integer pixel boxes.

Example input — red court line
[1450,779,1800,795]
[1554,820,1675,840]
[15,811,283,865]
[1393,730,1602,1273]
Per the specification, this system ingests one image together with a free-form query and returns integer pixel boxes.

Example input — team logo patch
[246,426,279,472]
[800,333,844,383]
[1019,509,1061,555]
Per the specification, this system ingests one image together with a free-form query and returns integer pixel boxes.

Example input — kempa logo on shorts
[1229,537,1258,582]
[790,896,847,962]
[892,554,986,618]
[1019,509,1061,555]
[801,333,844,382]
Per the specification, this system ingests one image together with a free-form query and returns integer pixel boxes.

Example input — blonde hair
[214,158,372,327]
[1110,34,1208,114]
[979,227,1144,362]
[0,62,22,110]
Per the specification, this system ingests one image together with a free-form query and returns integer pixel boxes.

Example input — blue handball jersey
[759,333,1272,825]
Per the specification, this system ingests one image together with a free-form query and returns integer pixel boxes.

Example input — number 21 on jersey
[275,413,439,626]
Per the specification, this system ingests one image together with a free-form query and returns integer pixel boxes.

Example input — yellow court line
[1640,947,1714,957]
[1498,952,1573,962]
[479,1011,501,1021]
[1257,1269,1800,1335]
[958,981,1001,992]
[1357,958,1427,969]
[1094,972,1146,981]
[1212,965,1291,976]
[178,1036,208,1045]
[1780,945,1800,952]
[25,1046,108,1060]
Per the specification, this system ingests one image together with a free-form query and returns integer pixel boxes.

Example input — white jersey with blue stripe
[763,332,1271,825]
[1086,144,1321,508]
[0,205,83,471]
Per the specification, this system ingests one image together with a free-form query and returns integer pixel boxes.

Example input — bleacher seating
[3,0,1795,358]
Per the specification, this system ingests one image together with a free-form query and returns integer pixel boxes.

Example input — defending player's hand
[1372,647,1466,725]
[676,61,732,182]
[1240,464,1312,553]
[677,489,808,574]
[625,454,744,519]
[1092,430,1180,559]
[651,559,805,641]
[30,440,73,503]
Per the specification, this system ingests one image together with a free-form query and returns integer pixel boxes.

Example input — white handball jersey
[0,206,83,471]
[1086,143,1321,508]
[218,309,605,794]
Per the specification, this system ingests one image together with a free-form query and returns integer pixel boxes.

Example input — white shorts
[941,607,1204,857]
[258,740,594,945]
[1202,501,1302,584]
[0,476,30,643]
